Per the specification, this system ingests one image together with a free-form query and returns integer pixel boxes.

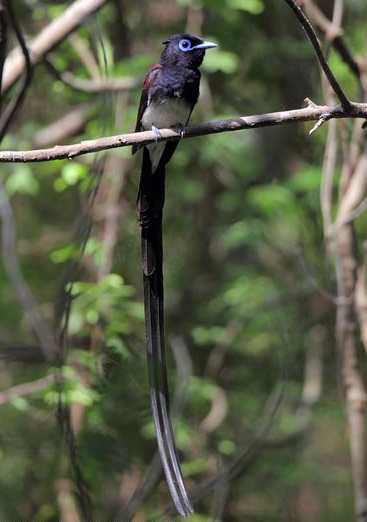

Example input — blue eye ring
[179,39,192,52]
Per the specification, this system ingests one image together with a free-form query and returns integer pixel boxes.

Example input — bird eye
[179,39,192,52]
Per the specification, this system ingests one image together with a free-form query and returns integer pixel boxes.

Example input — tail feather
[137,148,193,517]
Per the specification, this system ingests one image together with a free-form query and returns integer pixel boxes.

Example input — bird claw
[178,124,185,139]
[151,125,162,142]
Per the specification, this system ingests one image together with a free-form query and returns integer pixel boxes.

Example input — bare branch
[331,0,344,29]
[284,0,351,110]
[355,242,367,360]
[0,0,32,143]
[333,196,367,230]
[320,118,337,237]
[32,105,91,147]
[68,32,101,80]
[335,149,367,521]
[305,0,361,84]
[44,59,138,93]
[0,375,54,406]
[1,102,367,163]
[305,0,343,40]
[336,151,367,227]
[0,182,58,361]
[0,0,7,115]
[1,0,109,93]
[56,73,138,93]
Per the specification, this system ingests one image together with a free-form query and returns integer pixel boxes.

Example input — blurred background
[0,0,366,521]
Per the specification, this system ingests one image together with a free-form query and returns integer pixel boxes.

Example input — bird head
[160,33,217,68]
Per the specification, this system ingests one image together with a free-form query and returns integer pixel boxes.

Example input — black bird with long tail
[132,33,217,517]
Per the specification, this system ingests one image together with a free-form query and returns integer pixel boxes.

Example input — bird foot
[151,125,162,142]
[177,124,185,139]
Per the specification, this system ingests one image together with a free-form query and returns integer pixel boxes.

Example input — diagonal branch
[1,0,109,93]
[44,59,138,93]
[304,0,361,84]
[0,0,32,143]
[1,102,367,163]
[284,0,351,110]
[0,375,54,406]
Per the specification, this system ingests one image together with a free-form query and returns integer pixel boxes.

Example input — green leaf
[10,397,28,411]
[106,336,130,358]
[203,50,239,74]
[218,439,236,455]
[227,0,264,14]
[54,163,87,192]
[287,165,321,191]
[192,325,225,345]
[5,165,39,195]
[247,184,295,215]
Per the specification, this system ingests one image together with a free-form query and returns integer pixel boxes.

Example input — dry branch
[32,105,91,147]
[0,375,54,406]
[49,69,138,93]
[0,0,32,142]
[1,102,367,163]
[305,0,361,83]
[284,0,351,110]
[2,0,109,92]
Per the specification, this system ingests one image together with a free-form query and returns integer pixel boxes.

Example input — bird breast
[141,98,192,173]
[141,98,191,130]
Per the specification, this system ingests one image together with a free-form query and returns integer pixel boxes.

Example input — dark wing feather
[132,63,163,155]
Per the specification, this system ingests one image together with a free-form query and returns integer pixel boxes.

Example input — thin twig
[68,32,101,80]
[44,59,138,93]
[0,375,54,405]
[305,0,361,85]
[0,0,7,115]
[2,102,367,163]
[1,0,109,92]
[304,0,343,40]
[0,181,58,361]
[284,0,351,110]
[320,118,337,238]
[332,0,344,29]
[333,196,367,231]
[0,0,32,143]
[32,105,91,147]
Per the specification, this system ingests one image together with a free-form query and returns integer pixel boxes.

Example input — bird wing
[132,63,162,155]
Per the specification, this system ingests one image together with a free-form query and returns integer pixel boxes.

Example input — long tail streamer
[137,148,193,518]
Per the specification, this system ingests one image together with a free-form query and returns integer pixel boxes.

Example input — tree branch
[0,375,54,406]
[0,0,32,143]
[284,0,351,110]
[0,0,7,116]
[304,0,361,83]
[44,59,138,93]
[1,0,109,93]
[1,102,367,163]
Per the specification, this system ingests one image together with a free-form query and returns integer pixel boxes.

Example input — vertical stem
[336,217,367,522]
[0,0,7,114]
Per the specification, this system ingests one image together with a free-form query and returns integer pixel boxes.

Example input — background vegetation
[0,0,366,520]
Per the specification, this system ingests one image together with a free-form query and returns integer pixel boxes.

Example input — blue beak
[192,41,218,50]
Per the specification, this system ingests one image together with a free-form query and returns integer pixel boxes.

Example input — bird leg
[177,123,185,139]
[151,124,162,142]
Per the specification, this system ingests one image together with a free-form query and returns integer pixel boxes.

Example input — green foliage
[5,165,40,195]
[54,162,88,192]
[67,274,143,345]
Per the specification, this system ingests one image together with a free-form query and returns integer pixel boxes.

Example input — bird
[132,33,217,517]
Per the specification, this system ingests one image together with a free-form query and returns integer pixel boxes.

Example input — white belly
[141,99,191,172]
[141,98,191,130]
